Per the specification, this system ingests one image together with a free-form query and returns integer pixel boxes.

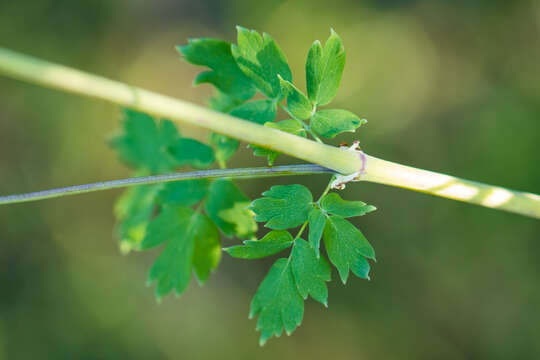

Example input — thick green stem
[0,165,333,205]
[362,155,540,219]
[0,47,539,219]
[0,47,359,174]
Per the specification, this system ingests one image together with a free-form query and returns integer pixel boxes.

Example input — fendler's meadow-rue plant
[0,26,539,345]
[112,28,375,344]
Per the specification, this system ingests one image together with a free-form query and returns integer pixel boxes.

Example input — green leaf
[306,40,322,103]
[218,201,257,238]
[311,109,366,138]
[205,179,250,237]
[291,239,331,306]
[207,91,243,167]
[278,75,313,120]
[178,38,255,101]
[232,26,292,99]
[140,205,191,250]
[224,230,293,259]
[110,110,180,173]
[209,133,239,168]
[308,207,326,257]
[169,137,215,169]
[323,216,375,283]
[192,214,221,284]
[250,146,280,167]
[158,179,209,206]
[306,29,346,106]
[230,99,277,125]
[142,206,221,298]
[265,119,307,135]
[208,91,244,113]
[321,193,376,218]
[250,258,304,345]
[250,119,306,166]
[114,184,162,253]
[142,206,193,297]
[251,184,313,230]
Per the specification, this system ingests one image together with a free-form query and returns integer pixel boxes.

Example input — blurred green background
[1,0,540,358]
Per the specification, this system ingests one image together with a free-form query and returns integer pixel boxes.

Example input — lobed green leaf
[208,90,244,112]
[224,230,293,259]
[110,110,180,173]
[209,133,239,168]
[178,38,256,101]
[311,109,366,138]
[291,239,331,306]
[143,206,221,298]
[251,184,313,229]
[250,258,304,345]
[229,99,277,125]
[114,184,162,253]
[158,179,209,207]
[250,146,280,167]
[321,193,376,218]
[192,214,221,284]
[205,179,252,237]
[278,75,313,120]
[323,215,375,283]
[169,137,215,169]
[140,205,191,250]
[306,29,345,106]
[307,207,326,257]
[265,119,306,135]
[232,26,292,99]
[218,201,257,239]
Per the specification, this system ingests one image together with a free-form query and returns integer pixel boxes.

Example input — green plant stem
[0,47,539,219]
[0,47,356,174]
[293,175,337,241]
[318,175,336,204]
[362,155,540,219]
[0,165,334,205]
[293,222,309,241]
[278,103,323,143]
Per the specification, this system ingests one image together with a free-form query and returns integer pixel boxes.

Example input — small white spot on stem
[331,141,365,190]
[435,183,478,200]
[482,188,513,207]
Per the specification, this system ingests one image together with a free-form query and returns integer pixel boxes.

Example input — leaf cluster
[224,185,376,344]
[179,26,367,166]
[111,109,256,300]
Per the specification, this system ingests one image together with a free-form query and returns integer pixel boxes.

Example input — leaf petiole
[292,174,336,242]
[278,103,323,143]
[0,165,334,206]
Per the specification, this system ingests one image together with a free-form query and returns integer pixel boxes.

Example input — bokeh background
[1,0,540,358]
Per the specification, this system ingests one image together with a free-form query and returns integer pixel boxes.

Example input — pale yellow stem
[0,47,361,175]
[363,155,540,218]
